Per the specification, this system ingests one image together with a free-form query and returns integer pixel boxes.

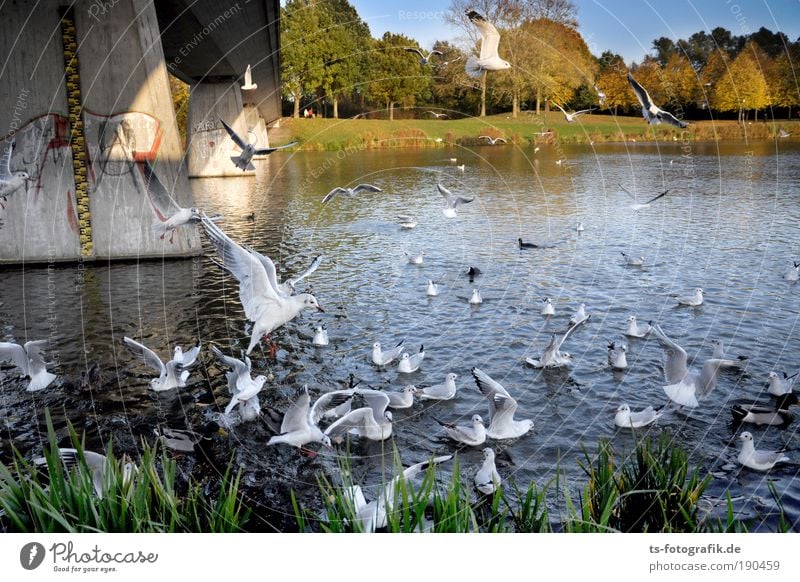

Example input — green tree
[429,41,474,113]
[367,32,430,120]
[281,0,327,118]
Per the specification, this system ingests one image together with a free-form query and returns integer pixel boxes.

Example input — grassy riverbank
[278,114,798,151]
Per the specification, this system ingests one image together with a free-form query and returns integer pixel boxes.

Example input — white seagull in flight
[627,73,688,129]
[219,117,296,171]
[465,10,511,78]
[552,103,596,123]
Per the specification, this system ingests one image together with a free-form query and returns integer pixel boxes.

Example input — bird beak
[317,304,325,313]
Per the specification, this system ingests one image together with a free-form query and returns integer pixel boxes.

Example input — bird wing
[244,64,252,85]
[23,340,51,374]
[492,394,519,427]
[753,449,788,465]
[352,184,383,194]
[310,390,355,425]
[218,117,247,150]
[176,342,201,367]
[322,187,347,204]
[656,110,688,129]
[552,103,569,117]
[573,108,596,116]
[244,245,288,299]
[453,195,474,207]
[324,408,374,440]
[437,183,454,199]
[356,389,391,422]
[618,183,637,201]
[283,255,323,290]
[642,190,669,205]
[142,160,180,216]
[0,139,12,177]
[201,215,284,322]
[554,319,585,351]
[280,387,312,433]
[211,345,250,383]
[627,73,655,116]
[254,141,297,155]
[472,367,510,421]
[652,325,689,383]
[436,418,475,442]
[123,337,165,375]
[467,11,501,61]
[0,341,30,375]
[430,50,444,57]
[404,47,425,59]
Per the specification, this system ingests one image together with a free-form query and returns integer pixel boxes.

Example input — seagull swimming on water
[627,72,688,129]
[322,183,383,204]
[540,297,555,316]
[405,251,425,265]
[469,289,483,305]
[267,386,353,451]
[784,261,799,282]
[426,280,439,297]
[201,215,324,355]
[372,341,404,367]
[737,432,789,471]
[474,448,502,494]
[398,345,425,373]
[526,319,585,368]
[0,340,58,392]
[607,342,628,370]
[552,103,596,123]
[436,414,486,446]
[386,385,416,409]
[624,315,652,338]
[471,367,533,439]
[621,252,644,266]
[219,117,296,171]
[614,404,661,428]
[569,303,590,326]
[312,326,329,346]
[464,11,511,78]
[671,287,704,307]
[438,183,474,218]
[416,372,458,401]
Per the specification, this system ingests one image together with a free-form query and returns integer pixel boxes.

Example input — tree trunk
[333,97,339,119]
[293,93,300,118]
[389,101,394,121]
[536,87,541,115]
[512,90,519,118]
[480,71,487,117]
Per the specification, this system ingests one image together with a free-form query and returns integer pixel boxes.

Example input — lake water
[1,140,799,531]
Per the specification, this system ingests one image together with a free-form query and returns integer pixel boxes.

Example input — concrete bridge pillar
[0,0,201,264]
[187,82,254,177]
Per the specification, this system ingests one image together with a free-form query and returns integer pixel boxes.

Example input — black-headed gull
[0,140,30,199]
[614,404,661,428]
[526,319,585,368]
[737,432,789,471]
[201,215,324,355]
[372,340,404,366]
[710,339,747,368]
[767,371,798,397]
[627,72,688,129]
[424,110,449,118]
[211,345,267,417]
[386,385,416,409]
[474,448,501,494]
[279,255,323,295]
[624,315,652,338]
[618,183,669,211]
[0,340,58,392]
[241,64,257,90]
[404,251,425,265]
[607,342,628,370]
[672,288,703,306]
[405,47,443,65]
[784,261,799,282]
[398,345,425,373]
[33,449,136,498]
[552,103,596,123]
[426,280,439,297]
[471,367,533,439]
[156,421,227,453]
[267,386,354,450]
[569,303,590,325]
[325,389,393,443]
[436,414,486,446]
[312,326,329,346]
[469,289,483,305]
[322,183,383,204]
[123,337,199,392]
[621,252,644,266]
[594,84,607,106]
[540,297,555,316]
[417,372,458,400]
[479,135,507,145]
[465,11,511,78]
[438,183,474,218]
[219,117,296,171]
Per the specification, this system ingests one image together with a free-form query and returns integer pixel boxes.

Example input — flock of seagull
[0,9,798,521]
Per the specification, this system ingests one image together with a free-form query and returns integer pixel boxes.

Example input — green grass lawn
[281,113,798,151]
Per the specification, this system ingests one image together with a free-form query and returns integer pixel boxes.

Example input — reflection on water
[1,140,799,530]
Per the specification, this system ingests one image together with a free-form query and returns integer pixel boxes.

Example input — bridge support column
[0,0,201,264]
[186,82,253,177]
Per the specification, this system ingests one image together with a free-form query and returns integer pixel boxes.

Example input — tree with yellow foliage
[711,41,768,122]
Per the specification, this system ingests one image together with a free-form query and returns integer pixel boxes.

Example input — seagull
[267,386,353,450]
[526,319,585,368]
[219,117,296,171]
[398,217,417,229]
[325,389,393,443]
[33,449,136,498]
[424,110,449,118]
[405,47,443,65]
[540,297,555,316]
[456,164,465,172]
[471,367,533,439]
[436,414,486,446]
[0,340,58,392]
[766,371,798,397]
[373,340,405,366]
[123,337,199,392]
[778,128,790,138]
[426,280,439,297]
[279,255,324,295]
[241,64,257,90]
[322,183,383,204]
[474,448,502,494]
[671,288,704,307]
[0,140,30,200]
[345,455,453,532]
[312,326,329,346]
[465,11,511,78]
[156,421,228,453]
[624,315,652,338]
[398,345,425,373]
[576,221,585,232]
[552,103,596,123]
[152,207,203,243]
[710,339,747,368]
[653,324,739,407]
[386,385,416,409]
[731,405,792,427]
[479,135,507,145]
[737,432,789,471]
[594,84,607,106]
[200,215,324,355]
[784,261,799,282]
[627,73,688,129]
[469,289,483,305]
[607,342,628,370]
[614,404,661,428]
[440,55,462,66]
[621,252,644,266]
[618,183,669,211]
[438,183,474,218]
[417,372,458,401]
[569,303,590,326]
[405,251,425,265]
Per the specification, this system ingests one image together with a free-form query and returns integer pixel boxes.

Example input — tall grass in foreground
[0,411,250,533]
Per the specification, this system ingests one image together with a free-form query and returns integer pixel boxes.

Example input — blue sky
[348,0,800,63]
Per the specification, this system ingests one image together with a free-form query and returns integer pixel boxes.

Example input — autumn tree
[595,53,635,114]
[711,41,768,122]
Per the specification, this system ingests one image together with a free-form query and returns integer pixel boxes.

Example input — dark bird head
[730,404,748,423]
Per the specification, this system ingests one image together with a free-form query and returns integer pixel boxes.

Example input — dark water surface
[2,140,799,530]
